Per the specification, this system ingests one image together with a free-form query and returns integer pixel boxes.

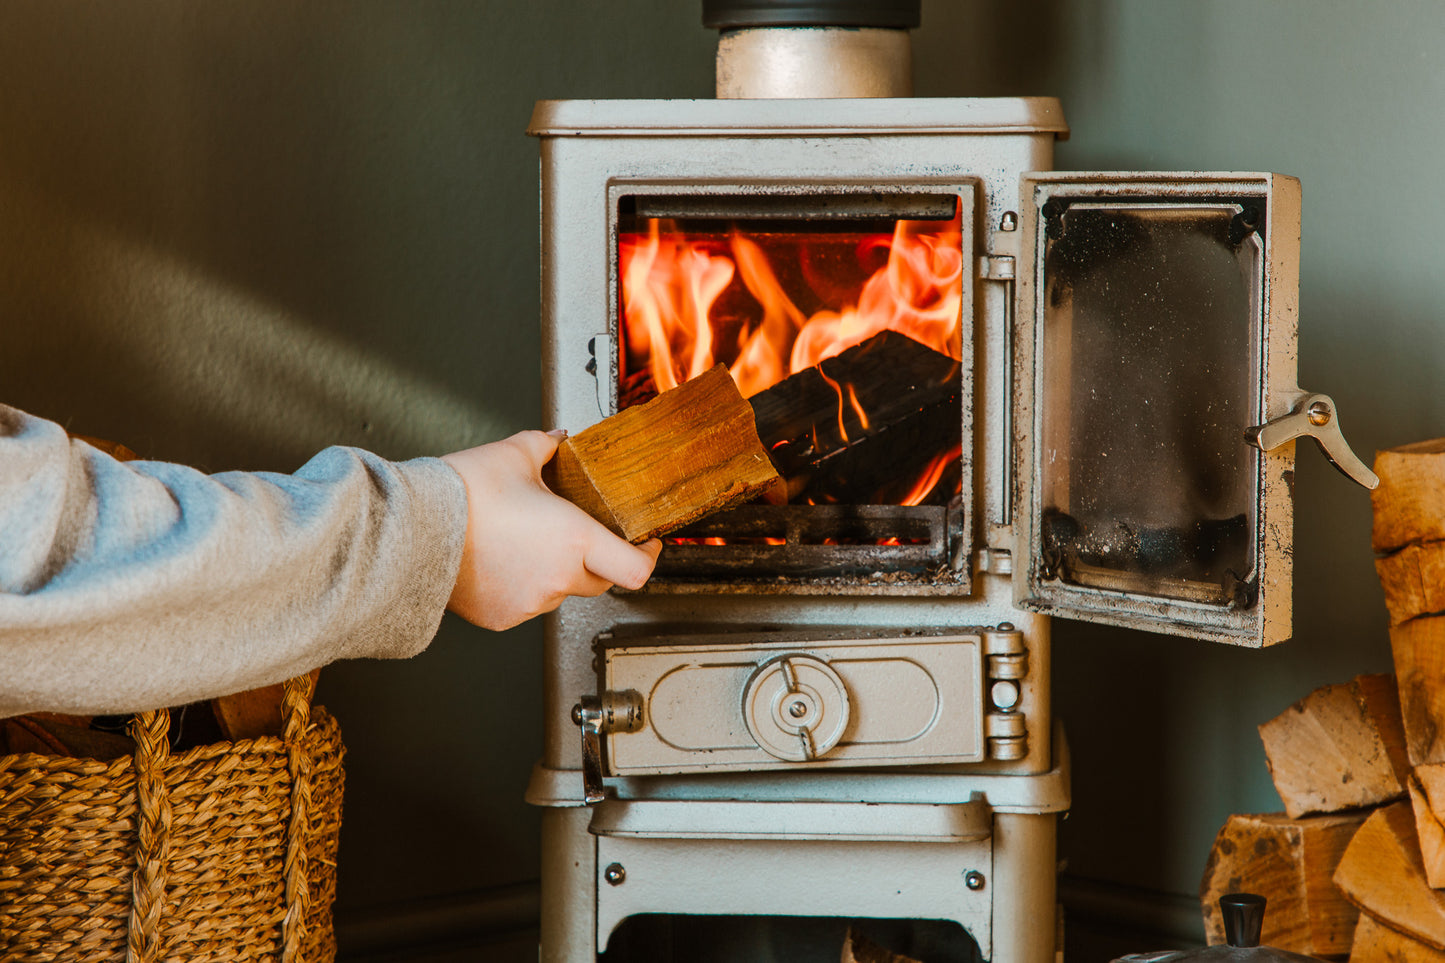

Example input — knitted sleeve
[0,403,468,716]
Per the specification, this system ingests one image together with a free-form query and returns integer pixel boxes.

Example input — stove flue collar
[703,0,921,30]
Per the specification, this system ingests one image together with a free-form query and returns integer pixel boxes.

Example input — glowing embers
[618,201,965,514]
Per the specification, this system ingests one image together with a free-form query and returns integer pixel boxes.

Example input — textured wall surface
[1,1,1439,960]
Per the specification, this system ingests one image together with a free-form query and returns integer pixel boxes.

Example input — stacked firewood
[1200,440,1445,960]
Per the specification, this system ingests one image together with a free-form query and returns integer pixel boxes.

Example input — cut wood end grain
[1352,912,1445,963]
[1374,440,1445,554]
[1258,674,1408,818]
[543,365,782,543]
[1334,802,1445,951]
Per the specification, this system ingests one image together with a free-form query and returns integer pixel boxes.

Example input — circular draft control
[742,654,851,762]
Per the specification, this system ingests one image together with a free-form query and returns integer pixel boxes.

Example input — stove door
[1012,172,1298,647]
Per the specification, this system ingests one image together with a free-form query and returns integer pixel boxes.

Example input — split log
[1389,617,1445,768]
[1258,673,1409,818]
[1354,913,1445,963]
[748,330,962,505]
[1199,811,1366,956]
[1411,765,1445,890]
[1378,542,1445,627]
[1375,439,1445,554]
[1334,802,1445,950]
[545,364,782,543]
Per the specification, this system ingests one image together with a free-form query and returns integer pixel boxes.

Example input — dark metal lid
[702,0,921,29]
[1112,895,1325,963]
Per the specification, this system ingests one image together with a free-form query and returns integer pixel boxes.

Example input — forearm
[0,404,467,716]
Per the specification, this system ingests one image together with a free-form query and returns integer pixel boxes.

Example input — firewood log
[748,330,961,505]
[1411,765,1445,890]
[1334,802,1445,951]
[1352,913,1445,963]
[1374,439,1445,555]
[1378,542,1445,627]
[1258,674,1409,818]
[1199,811,1366,956]
[544,364,783,543]
[1389,618,1445,769]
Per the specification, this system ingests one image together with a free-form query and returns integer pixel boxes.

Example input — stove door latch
[1244,392,1379,490]
[572,691,644,804]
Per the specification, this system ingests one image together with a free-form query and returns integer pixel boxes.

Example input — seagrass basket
[0,673,344,963]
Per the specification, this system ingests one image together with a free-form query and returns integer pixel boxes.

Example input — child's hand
[441,430,662,630]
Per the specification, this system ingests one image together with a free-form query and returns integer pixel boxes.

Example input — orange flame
[900,444,964,507]
[619,205,964,513]
[621,207,963,401]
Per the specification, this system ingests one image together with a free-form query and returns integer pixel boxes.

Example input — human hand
[442,430,663,630]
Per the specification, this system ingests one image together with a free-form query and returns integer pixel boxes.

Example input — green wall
[1,1,1437,959]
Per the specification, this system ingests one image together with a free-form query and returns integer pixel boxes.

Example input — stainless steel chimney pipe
[705,1,920,98]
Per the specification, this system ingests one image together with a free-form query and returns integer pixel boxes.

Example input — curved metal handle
[1244,392,1379,490]
[573,697,607,805]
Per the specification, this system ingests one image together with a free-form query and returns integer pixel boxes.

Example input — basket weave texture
[0,674,344,962]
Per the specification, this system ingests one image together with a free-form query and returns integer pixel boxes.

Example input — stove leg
[540,807,597,963]
[990,811,1059,963]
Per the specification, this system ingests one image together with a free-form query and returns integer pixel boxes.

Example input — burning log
[747,330,962,505]
[1257,673,1410,818]
[1199,811,1366,957]
[544,364,782,543]
[840,928,923,963]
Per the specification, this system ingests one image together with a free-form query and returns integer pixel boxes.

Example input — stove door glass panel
[1040,203,1260,604]
[1016,174,1299,647]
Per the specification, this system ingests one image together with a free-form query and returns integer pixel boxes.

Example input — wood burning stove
[524,4,1374,960]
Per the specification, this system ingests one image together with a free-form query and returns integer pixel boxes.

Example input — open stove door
[1012,172,1327,647]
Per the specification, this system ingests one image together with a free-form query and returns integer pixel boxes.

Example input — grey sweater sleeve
[0,404,468,717]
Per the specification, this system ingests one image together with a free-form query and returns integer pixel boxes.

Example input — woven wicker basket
[0,674,344,963]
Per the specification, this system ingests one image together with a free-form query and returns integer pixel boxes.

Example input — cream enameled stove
[523,4,1374,960]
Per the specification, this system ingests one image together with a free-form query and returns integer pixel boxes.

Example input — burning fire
[620,204,964,509]
[621,207,963,399]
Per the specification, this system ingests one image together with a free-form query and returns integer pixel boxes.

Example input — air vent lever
[1245,392,1378,490]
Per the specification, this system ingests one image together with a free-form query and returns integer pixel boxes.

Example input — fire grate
[655,503,960,580]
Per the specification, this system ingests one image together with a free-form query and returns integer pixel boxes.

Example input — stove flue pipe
[705,0,920,98]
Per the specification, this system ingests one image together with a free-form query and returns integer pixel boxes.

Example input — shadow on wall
[0,4,534,468]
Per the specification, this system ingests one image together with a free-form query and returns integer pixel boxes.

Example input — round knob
[741,654,850,762]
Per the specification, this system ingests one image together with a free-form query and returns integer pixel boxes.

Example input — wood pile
[1199,439,1445,960]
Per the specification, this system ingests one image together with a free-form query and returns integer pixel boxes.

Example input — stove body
[525,90,1314,961]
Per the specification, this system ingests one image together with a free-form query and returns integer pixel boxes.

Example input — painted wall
[0,1,1438,959]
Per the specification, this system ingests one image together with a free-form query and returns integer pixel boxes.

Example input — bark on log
[1378,542,1445,627]
[1375,439,1445,555]
[1334,802,1445,951]
[1258,673,1409,818]
[544,364,783,543]
[1389,617,1445,769]
[1199,811,1366,956]
[1352,913,1445,963]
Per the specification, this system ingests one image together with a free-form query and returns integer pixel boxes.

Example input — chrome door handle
[1244,392,1378,490]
